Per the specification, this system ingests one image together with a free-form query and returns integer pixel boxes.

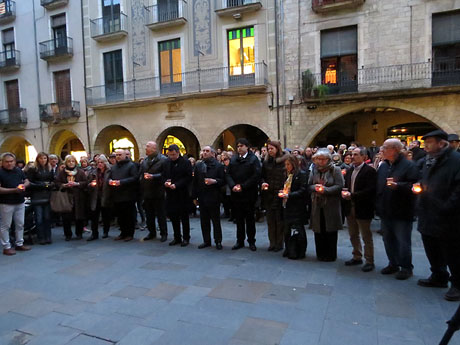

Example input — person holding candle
[342,147,377,272]
[308,148,344,261]
[415,130,460,301]
[0,152,31,255]
[376,139,419,280]
[261,140,289,252]
[27,152,55,245]
[87,155,112,241]
[54,155,88,241]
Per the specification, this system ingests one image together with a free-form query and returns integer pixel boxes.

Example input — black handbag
[50,190,74,213]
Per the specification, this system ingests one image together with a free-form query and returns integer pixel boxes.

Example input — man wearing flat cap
[448,134,460,152]
[416,129,460,301]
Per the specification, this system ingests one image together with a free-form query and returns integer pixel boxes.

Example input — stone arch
[93,125,140,160]
[48,129,87,160]
[213,124,270,151]
[0,135,36,162]
[302,101,454,146]
[210,120,276,147]
[156,126,201,159]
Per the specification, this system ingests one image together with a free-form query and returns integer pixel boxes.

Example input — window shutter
[432,11,460,46]
[52,14,66,28]
[2,29,14,44]
[321,26,357,58]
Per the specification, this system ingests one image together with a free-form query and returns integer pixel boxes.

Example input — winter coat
[226,151,261,204]
[139,153,167,200]
[54,168,88,219]
[261,153,288,210]
[308,164,344,232]
[192,158,225,207]
[88,168,112,211]
[27,167,55,204]
[283,170,308,225]
[416,147,460,238]
[107,159,139,203]
[163,155,193,215]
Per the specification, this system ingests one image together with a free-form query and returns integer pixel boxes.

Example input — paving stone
[111,285,150,299]
[377,316,424,342]
[60,312,106,332]
[171,285,212,305]
[208,278,271,303]
[24,326,80,345]
[0,312,34,336]
[0,330,33,345]
[140,262,188,271]
[280,329,320,345]
[232,317,288,345]
[304,283,333,296]
[18,312,71,336]
[193,276,224,288]
[65,334,114,345]
[326,294,377,327]
[117,326,164,345]
[145,282,187,301]
[84,313,141,343]
[261,284,308,303]
[115,296,167,319]
[375,290,417,318]
[0,289,41,311]
[319,319,377,345]
[12,299,63,318]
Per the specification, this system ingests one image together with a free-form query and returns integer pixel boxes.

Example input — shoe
[198,243,211,249]
[273,247,283,252]
[160,235,167,243]
[102,233,108,239]
[3,248,16,256]
[345,258,363,266]
[216,243,223,250]
[181,240,189,247]
[282,250,288,257]
[395,269,413,280]
[232,242,244,250]
[361,263,375,272]
[267,246,275,252]
[65,237,71,242]
[228,218,234,222]
[143,233,156,241]
[444,287,460,301]
[169,239,181,246]
[39,240,47,245]
[249,244,257,252]
[46,240,52,244]
[124,236,133,242]
[75,235,83,240]
[87,236,98,242]
[381,265,399,275]
[15,245,31,251]
[114,235,125,241]
[418,277,448,288]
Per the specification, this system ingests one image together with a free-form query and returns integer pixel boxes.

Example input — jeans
[381,217,413,270]
[0,203,25,249]
[34,203,52,242]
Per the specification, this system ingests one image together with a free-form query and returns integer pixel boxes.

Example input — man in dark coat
[377,139,419,280]
[448,134,460,152]
[163,144,193,247]
[342,147,377,272]
[108,149,139,241]
[226,138,261,251]
[416,130,460,301]
[140,141,168,242]
[192,146,225,250]
[367,140,379,162]
[409,140,426,162]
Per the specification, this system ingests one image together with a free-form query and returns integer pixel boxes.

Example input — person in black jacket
[409,140,426,162]
[377,139,419,280]
[139,141,168,242]
[279,154,308,258]
[342,147,377,272]
[415,130,460,301]
[163,144,193,247]
[226,138,261,251]
[192,146,225,250]
[107,149,139,242]
[27,152,55,245]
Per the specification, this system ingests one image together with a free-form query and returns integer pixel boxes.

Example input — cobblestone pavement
[1,217,459,345]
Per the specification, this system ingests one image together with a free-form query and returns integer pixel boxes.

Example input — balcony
[41,0,68,10]
[312,0,365,13]
[91,13,128,42]
[0,50,20,72]
[302,61,460,103]
[86,62,268,107]
[0,108,27,129]
[146,1,187,31]
[39,101,80,123]
[0,1,16,24]
[39,37,73,62]
[215,0,262,17]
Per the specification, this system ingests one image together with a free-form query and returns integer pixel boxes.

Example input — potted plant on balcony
[302,69,315,98]
[313,84,329,102]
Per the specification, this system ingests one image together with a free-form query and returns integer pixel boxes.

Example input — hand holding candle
[261,183,269,191]
[315,184,324,193]
[341,188,351,199]
[165,180,172,188]
[412,183,422,194]
[341,169,347,176]
[17,184,25,191]
[109,179,120,187]
[90,180,97,187]
[144,173,153,180]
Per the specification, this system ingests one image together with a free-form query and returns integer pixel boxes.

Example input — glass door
[104,50,124,101]
[159,39,182,94]
[102,0,121,34]
[227,27,255,86]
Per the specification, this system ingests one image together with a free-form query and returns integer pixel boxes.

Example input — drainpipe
[80,0,91,155]
[274,0,281,143]
[32,0,44,151]
[297,0,301,97]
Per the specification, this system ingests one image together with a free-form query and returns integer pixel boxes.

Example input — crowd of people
[0,131,459,302]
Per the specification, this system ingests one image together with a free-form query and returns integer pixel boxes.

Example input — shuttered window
[321,26,357,58]
[54,70,71,105]
[5,79,19,109]
[432,11,460,47]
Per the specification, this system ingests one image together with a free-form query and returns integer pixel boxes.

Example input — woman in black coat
[279,154,308,258]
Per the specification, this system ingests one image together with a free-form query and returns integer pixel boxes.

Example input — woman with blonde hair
[55,155,88,241]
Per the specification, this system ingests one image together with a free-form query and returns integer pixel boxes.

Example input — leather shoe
[418,277,448,288]
[160,235,167,242]
[267,246,275,252]
[124,236,133,242]
[15,245,31,251]
[75,235,83,240]
[232,242,244,250]
[381,265,399,275]
[444,287,460,301]
[249,244,257,252]
[345,258,363,266]
[216,243,223,250]
[87,236,98,242]
[273,247,282,252]
[169,239,181,246]
[65,237,71,242]
[143,233,156,241]
[361,263,375,272]
[395,269,413,280]
[181,240,189,247]
[114,235,125,241]
[102,233,108,239]
[3,248,16,256]
[198,243,211,249]
[282,250,288,257]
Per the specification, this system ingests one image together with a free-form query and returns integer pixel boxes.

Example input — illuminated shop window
[110,138,135,160]
[228,27,255,76]
[163,135,186,155]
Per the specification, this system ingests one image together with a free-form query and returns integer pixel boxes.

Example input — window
[103,49,123,100]
[102,0,121,33]
[159,39,182,93]
[158,0,179,22]
[228,27,255,77]
[54,70,71,106]
[320,26,357,94]
[5,79,19,110]
[2,28,14,60]
[432,11,460,86]
[52,13,67,50]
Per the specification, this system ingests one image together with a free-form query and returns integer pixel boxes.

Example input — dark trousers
[222,195,232,218]
[233,200,256,245]
[144,198,167,237]
[114,201,136,238]
[91,199,112,238]
[267,207,284,249]
[441,237,460,289]
[200,203,222,244]
[284,222,307,254]
[314,208,338,261]
[136,198,145,223]
[170,209,190,242]
[62,212,84,239]
[33,203,51,241]
[381,217,413,270]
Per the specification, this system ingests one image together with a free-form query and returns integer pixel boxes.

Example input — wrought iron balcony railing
[0,108,27,126]
[39,101,80,122]
[86,62,268,106]
[39,37,73,61]
[41,0,68,10]
[91,12,128,41]
[0,50,20,71]
[146,0,187,28]
[0,1,16,24]
[312,0,365,13]
[215,0,262,15]
[302,61,460,100]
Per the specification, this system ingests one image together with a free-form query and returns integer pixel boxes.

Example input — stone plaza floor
[1,217,459,345]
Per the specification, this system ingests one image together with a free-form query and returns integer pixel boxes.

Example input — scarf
[282,173,294,208]
[65,167,77,183]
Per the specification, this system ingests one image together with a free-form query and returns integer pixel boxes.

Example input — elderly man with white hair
[376,138,419,280]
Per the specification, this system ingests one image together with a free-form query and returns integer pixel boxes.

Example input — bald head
[201,146,215,160]
[146,141,158,156]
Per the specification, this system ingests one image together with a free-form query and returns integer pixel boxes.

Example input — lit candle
[341,169,346,176]
[17,184,25,190]
[341,188,350,198]
[412,183,422,194]
[278,191,285,198]
[386,177,394,186]
[90,180,97,187]
[109,180,117,186]
[315,184,324,193]
[262,184,269,190]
